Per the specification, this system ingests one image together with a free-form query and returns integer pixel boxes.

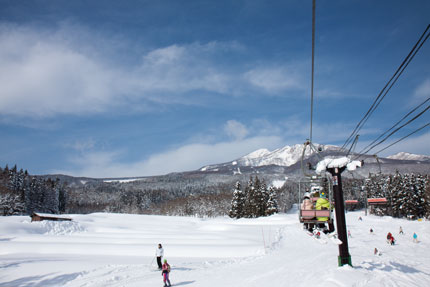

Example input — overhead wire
[309,0,316,143]
[341,24,430,152]
[373,123,430,155]
[355,96,430,158]
[355,104,430,158]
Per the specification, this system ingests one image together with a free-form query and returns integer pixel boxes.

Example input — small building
[31,212,72,222]
[367,198,388,215]
[367,198,388,205]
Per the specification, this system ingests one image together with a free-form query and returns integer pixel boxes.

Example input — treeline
[0,165,67,215]
[365,172,430,219]
[0,164,300,217]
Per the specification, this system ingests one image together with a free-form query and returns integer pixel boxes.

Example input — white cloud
[224,120,248,140]
[64,139,96,152]
[412,78,430,104]
[58,135,283,178]
[243,66,302,93]
[0,24,313,118]
[0,25,242,117]
[0,25,121,117]
[53,117,429,178]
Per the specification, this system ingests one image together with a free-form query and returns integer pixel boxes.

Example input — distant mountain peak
[236,143,341,167]
[387,152,430,161]
[243,148,271,159]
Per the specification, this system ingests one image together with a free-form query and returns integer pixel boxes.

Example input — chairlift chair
[298,175,335,233]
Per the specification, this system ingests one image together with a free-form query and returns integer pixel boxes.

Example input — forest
[0,165,429,219]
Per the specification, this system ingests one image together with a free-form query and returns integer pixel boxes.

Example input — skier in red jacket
[162,259,171,287]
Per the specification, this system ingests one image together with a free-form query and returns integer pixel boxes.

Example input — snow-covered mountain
[201,143,342,171]
[199,143,430,178]
[387,152,430,161]
[236,143,342,167]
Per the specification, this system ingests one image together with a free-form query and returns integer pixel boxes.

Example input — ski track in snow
[0,210,429,287]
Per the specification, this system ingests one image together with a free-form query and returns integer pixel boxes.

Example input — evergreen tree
[229,182,245,218]
[424,176,430,218]
[266,186,278,216]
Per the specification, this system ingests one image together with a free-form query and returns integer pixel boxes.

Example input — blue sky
[0,0,429,178]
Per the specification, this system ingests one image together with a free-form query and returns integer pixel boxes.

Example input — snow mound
[316,157,362,174]
[38,220,87,235]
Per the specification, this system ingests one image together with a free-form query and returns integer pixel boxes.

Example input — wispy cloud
[412,78,430,104]
[56,120,283,177]
[224,120,249,140]
[0,24,311,118]
[243,66,303,94]
[58,136,283,178]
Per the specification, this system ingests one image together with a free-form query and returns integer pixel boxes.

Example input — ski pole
[148,256,155,270]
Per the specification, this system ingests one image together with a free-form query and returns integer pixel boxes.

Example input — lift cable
[342,24,430,151]
[373,123,430,156]
[355,104,430,158]
[309,0,316,143]
[354,96,430,158]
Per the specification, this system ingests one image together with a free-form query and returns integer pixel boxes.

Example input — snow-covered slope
[387,152,430,161]
[1,211,429,286]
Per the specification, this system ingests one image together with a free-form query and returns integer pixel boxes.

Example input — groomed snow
[1,209,429,286]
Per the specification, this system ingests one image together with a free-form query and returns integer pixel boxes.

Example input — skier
[313,229,321,239]
[348,230,352,238]
[358,216,363,221]
[386,232,392,243]
[370,228,374,234]
[302,192,314,231]
[301,192,313,210]
[387,233,395,245]
[315,191,330,220]
[374,248,381,256]
[156,243,164,270]
[161,259,171,287]
[399,226,404,235]
[413,232,418,243]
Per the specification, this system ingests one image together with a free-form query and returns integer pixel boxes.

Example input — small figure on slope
[313,229,321,239]
[156,243,164,270]
[358,216,363,221]
[370,228,374,234]
[387,232,395,245]
[348,230,352,238]
[413,232,418,243]
[374,248,381,256]
[162,259,171,287]
[399,226,404,235]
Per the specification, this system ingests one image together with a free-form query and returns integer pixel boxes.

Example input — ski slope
[0,208,429,287]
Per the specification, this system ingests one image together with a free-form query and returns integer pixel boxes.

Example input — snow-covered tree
[266,186,278,216]
[230,176,278,218]
[229,182,245,218]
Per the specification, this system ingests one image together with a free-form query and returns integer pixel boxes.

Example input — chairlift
[298,174,335,233]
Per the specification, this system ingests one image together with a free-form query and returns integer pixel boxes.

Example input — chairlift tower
[326,166,352,267]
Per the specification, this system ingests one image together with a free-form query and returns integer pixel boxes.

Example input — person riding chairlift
[301,192,313,210]
[315,191,330,231]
